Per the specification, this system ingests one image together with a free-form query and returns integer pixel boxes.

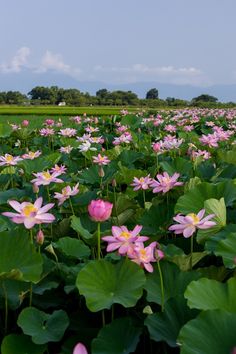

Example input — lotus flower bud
[36,230,44,245]
[88,199,113,222]
[22,120,29,127]
[73,343,88,354]
[98,166,105,178]
[33,183,39,193]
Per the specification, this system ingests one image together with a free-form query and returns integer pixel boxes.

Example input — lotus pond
[0,109,236,354]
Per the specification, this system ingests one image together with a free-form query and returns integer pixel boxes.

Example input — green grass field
[0,105,142,117]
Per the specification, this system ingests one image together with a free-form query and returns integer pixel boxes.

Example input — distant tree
[96,89,109,98]
[166,97,188,107]
[146,88,159,99]
[192,94,218,103]
[5,91,27,104]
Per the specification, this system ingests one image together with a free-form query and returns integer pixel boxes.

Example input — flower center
[139,249,147,261]
[6,154,14,162]
[22,204,37,217]
[42,172,51,179]
[62,187,69,195]
[140,178,145,183]
[187,213,200,225]
[29,152,36,157]
[120,231,131,239]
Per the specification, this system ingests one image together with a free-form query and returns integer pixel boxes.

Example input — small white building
[58,101,66,106]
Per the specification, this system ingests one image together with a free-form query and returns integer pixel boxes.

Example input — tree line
[0,86,234,107]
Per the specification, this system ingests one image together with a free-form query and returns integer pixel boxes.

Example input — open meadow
[0,108,236,354]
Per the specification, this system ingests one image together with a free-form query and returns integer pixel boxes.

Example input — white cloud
[0,47,31,73]
[95,64,201,75]
[93,64,205,85]
[36,50,71,73]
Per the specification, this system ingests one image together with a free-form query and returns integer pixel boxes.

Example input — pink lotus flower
[152,142,163,153]
[199,134,219,148]
[92,153,110,166]
[102,225,149,255]
[151,172,183,194]
[169,209,216,238]
[50,164,67,175]
[44,119,55,126]
[59,146,73,154]
[128,241,157,272]
[2,197,55,229]
[22,151,42,160]
[88,199,113,222]
[131,175,153,191]
[73,342,88,354]
[59,128,77,137]
[31,170,64,186]
[22,120,29,127]
[39,128,55,136]
[0,153,23,166]
[54,183,79,206]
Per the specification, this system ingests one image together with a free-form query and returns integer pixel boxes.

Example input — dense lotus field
[0,109,236,354]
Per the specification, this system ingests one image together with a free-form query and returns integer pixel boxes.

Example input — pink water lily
[31,170,64,186]
[22,150,41,160]
[92,153,110,166]
[151,172,183,193]
[2,197,55,229]
[169,209,216,238]
[0,153,23,166]
[131,175,153,191]
[54,183,79,206]
[128,241,157,272]
[102,225,148,255]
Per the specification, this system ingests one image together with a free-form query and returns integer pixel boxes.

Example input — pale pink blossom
[59,128,77,137]
[54,184,79,206]
[2,197,55,229]
[50,164,67,174]
[85,125,99,133]
[102,225,148,255]
[89,136,105,144]
[59,146,73,154]
[128,241,157,272]
[199,134,219,148]
[31,170,64,186]
[151,172,183,194]
[131,175,153,191]
[39,128,55,136]
[22,151,42,160]
[0,154,23,166]
[169,209,216,238]
[92,154,110,166]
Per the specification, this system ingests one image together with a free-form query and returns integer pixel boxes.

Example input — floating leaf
[144,261,200,305]
[0,231,42,282]
[145,296,198,347]
[185,277,236,312]
[175,181,236,214]
[1,334,46,354]
[54,237,91,259]
[178,310,236,354]
[17,307,69,344]
[71,216,93,240]
[76,259,145,312]
[92,317,142,354]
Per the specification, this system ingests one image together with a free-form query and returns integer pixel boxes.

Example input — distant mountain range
[1,69,236,102]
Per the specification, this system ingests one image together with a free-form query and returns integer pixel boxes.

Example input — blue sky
[1,0,236,86]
